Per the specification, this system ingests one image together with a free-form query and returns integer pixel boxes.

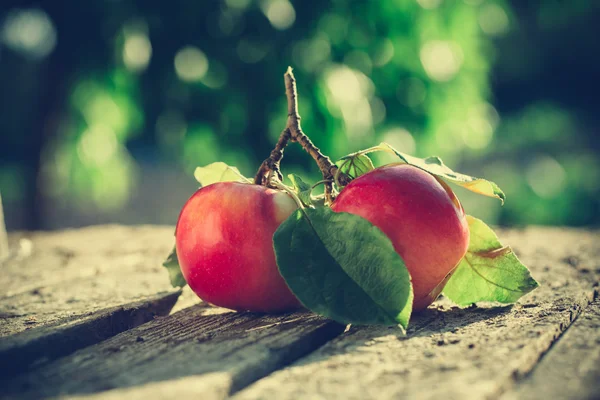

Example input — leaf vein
[464,257,525,293]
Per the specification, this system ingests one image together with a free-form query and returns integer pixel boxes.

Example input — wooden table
[0,225,598,400]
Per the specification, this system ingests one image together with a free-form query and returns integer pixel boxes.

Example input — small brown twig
[254,128,291,186]
[283,67,350,203]
[254,67,351,203]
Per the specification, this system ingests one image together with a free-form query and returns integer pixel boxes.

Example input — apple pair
[175,164,469,313]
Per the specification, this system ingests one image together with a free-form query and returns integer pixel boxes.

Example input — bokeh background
[1,0,599,231]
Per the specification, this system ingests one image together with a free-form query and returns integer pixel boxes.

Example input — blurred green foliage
[0,0,599,229]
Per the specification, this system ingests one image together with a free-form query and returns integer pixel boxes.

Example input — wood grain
[0,306,345,399]
[0,225,180,337]
[0,290,180,378]
[503,299,600,400]
[2,226,598,400]
[234,227,600,400]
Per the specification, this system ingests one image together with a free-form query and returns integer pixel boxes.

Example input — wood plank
[0,225,182,337]
[0,306,345,399]
[502,299,600,400]
[0,290,180,378]
[234,227,600,400]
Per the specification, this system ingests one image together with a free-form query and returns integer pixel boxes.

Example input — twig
[283,67,350,203]
[253,67,351,202]
[254,128,291,186]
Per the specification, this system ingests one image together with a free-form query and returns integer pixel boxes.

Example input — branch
[253,67,351,202]
[254,128,291,186]
[283,67,350,203]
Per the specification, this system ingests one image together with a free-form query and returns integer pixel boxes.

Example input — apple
[331,164,469,311]
[176,182,302,312]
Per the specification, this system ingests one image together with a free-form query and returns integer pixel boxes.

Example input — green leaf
[288,174,314,207]
[335,153,375,181]
[162,246,187,288]
[274,207,413,328]
[367,143,505,203]
[194,162,251,187]
[443,216,539,306]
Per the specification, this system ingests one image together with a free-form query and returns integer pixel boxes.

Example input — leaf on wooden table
[443,216,539,306]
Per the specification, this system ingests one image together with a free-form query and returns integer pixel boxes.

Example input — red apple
[175,182,302,312]
[331,164,469,311]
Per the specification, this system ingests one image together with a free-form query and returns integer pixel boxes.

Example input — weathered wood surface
[502,299,600,400]
[0,306,344,399]
[0,225,181,337]
[0,291,180,378]
[234,227,600,400]
[0,225,598,400]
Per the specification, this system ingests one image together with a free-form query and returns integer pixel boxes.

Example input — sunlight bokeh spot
[201,62,229,89]
[372,39,395,67]
[462,103,498,150]
[324,66,375,141]
[317,13,348,45]
[90,159,135,211]
[344,50,373,76]
[373,127,416,166]
[292,36,331,72]
[420,40,463,82]
[326,66,369,105]
[383,128,416,155]
[84,93,127,138]
[526,156,567,198]
[218,11,238,36]
[370,97,387,126]
[174,46,209,82]
[464,117,493,149]
[1,8,56,60]
[261,0,296,30]
[479,4,510,36]
[77,125,119,166]
[123,33,152,72]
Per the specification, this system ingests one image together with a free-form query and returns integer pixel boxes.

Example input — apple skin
[175,182,302,312]
[331,164,469,311]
